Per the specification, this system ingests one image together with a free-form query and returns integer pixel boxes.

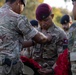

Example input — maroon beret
[36,3,52,21]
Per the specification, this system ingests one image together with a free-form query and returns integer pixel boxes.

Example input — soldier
[32,3,68,75]
[68,0,76,74]
[60,14,72,39]
[0,0,53,75]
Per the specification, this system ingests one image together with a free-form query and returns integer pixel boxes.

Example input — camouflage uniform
[68,23,76,75]
[32,24,68,71]
[65,31,69,39]
[0,4,38,75]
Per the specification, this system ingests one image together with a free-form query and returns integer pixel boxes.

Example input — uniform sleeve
[57,29,68,55]
[17,15,38,40]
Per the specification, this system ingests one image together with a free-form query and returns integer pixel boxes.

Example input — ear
[51,14,54,19]
[70,21,72,24]
[69,21,72,27]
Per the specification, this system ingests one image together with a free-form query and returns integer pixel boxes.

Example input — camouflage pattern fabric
[65,31,69,39]
[0,3,38,75]
[2,60,23,75]
[68,22,76,75]
[32,24,68,70]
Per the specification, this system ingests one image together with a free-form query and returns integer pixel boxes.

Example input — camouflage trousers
[71,61,76,75]
[0,60,23,75]
[0,54,23,75]
[70,52,76,75]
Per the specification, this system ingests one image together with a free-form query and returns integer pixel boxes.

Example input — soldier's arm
[17,16,52,45]
[32,32,52,44]
[52,30,68,69]
[21,40,36,48]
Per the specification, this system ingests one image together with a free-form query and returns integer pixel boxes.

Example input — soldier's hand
[46,33,58,44]
[42,29,47,35]
[38,68,54,75]
[47,33,53,43]
[41,29,52,42]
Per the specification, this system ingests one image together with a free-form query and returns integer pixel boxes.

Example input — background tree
[52,7,63,27]
[23,0,44,20]
[0,0,4,7]
[64,0,71,10]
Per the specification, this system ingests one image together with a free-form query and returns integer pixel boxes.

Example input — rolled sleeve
[17,15,38,40]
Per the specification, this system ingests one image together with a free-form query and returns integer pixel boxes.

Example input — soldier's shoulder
[54,25,67,38]
[69,22,76,32]
[9,10,27,21]
[12,12,26,20]
[17,14,27,21]
[54,25,65,33]
[70,22,76,28]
